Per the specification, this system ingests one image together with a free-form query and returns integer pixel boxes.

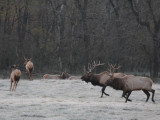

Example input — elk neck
[108,78,125,90]
[90,74,101,86]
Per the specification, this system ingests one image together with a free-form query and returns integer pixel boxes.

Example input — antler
[108,63,121,73]
[24,56,27,60]
[88,60,105,72]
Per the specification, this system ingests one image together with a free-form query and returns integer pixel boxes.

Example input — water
[0,79,159,120]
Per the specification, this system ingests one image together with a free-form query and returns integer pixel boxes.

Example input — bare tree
[128,0,160,77]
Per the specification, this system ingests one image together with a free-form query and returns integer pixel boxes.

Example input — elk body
[81,71,125,97]
[24,57,34,80]
[81,62,132,100]
[106,75,155,103]
[68,76,81,80]
[10,65,21,91]
[43,72,70,79]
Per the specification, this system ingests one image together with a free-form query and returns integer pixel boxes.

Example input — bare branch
[128,0,153,35]
[147,0,157,25]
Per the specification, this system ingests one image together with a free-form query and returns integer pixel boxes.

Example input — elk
[24,57,34,80]
[43,72,70,79]
[68,76,81,80]
[81,61,117,97]
[10,65,21,91]
[81,62,131,100]
[106,71,155,103]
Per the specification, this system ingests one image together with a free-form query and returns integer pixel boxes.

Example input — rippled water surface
[0,79,159,120]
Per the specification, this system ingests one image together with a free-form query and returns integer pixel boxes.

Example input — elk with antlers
[10,65,21,91]
[81,61,129,99]
[106,68,155,103]
[24,57,34,80]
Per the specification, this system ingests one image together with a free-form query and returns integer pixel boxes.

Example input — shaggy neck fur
[108,78,124,90]
[90,75,101,86]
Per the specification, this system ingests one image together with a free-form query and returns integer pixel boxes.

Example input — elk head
[81,60,104,83]
[61,71,70,79]
[107,64,121,81]
[10,64,17,70]
[24,57,32,65]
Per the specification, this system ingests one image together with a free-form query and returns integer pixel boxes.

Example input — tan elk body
[122,75,153,91]
[24,57,34,80]
[68,76,81,80]
[107,74,155,103]
[10,65,21,91]
[43,72,70,79]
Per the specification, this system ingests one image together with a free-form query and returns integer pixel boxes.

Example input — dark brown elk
[106,71,155,103]
[24,57,34,80]
[81,62,130,100]
[43,72,70,79]
[10,65,21,91]
[81,61,117,97]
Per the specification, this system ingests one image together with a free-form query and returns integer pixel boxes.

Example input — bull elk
[43,72,70,79]
[81,61,113,97]
[106,70,155,103]
[81,62,130,100]
[24,57,34,80]
[10,65,21,91]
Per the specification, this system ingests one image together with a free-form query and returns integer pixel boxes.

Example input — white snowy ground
[0,79,160,120]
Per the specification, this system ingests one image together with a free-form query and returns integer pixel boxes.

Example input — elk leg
[125,91,132,103]
[15,80,19,90]
[13,81,16,91]
[101,86,109,98]
[142,90,150,102]
[122,91,126,97]
[30,73,33,80]
[150,89,155,103]
[14,81,17,91]
[122,91,132,102]
[26,70,31,80]
[29,72,31,80]
[10,81,13,91]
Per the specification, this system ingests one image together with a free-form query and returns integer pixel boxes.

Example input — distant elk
[81,62,130,100]
[10,65,21,91]
[106,69,155,103]
[24,57,34,80]
[43,72,70,79]
[68,76,81,80]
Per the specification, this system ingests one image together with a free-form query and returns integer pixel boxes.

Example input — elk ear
[24,56,27,60]
[29,58,32,61]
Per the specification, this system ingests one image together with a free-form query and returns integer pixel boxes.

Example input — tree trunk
[152,35,159,77]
